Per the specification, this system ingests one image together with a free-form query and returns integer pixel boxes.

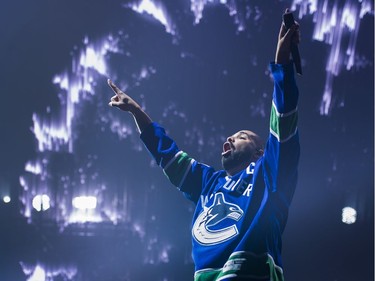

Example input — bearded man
[107,12,301,281]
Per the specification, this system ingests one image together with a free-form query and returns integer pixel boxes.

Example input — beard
[221,149,252,172]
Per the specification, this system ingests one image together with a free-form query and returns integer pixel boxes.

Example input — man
[108,14,300,281]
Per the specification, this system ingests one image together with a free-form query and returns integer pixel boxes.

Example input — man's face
[221,130,262,173]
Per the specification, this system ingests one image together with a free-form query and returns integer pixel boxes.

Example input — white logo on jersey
[192,193,244,245]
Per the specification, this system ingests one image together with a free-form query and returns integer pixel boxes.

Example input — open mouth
[222,142,233,157]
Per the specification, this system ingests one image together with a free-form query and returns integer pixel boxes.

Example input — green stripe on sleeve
[270,103,298,142]
[163,152,194,187]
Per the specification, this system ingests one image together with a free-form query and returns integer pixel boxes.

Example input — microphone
[283,11,302,75]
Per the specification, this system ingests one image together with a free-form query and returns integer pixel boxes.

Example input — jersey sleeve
[140,122,215,203]
[263,62,300,207]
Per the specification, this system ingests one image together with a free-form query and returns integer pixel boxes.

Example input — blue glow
[13,1,373,280]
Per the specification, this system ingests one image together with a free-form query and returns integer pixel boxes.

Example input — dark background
[0,0,373,280]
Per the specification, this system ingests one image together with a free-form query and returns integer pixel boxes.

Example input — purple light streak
[292,0,373,115]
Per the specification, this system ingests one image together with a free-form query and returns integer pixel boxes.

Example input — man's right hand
[107,79,153,133]
[275,9,300,65]
[108,79,140,113]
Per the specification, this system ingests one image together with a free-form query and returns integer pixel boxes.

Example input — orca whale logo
[192,192,244,245]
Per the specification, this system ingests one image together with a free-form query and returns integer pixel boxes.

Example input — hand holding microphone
[282,10,302,75]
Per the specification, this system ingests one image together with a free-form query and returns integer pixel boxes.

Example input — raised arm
[107,79,152,133]
[262,15,301,205]
[107,79,214,203]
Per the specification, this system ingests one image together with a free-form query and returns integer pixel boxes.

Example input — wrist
[129,104,142,115]
[275,52,291,64]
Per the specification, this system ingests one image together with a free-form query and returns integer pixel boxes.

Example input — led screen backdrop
[0,0,373,280]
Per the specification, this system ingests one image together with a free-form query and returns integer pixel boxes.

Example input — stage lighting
[3,196,11,203]
[28,265,46,281]
[72,196,97,210]
[342,207,357,224]
[32,194,51,212]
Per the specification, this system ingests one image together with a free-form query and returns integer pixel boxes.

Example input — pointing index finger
[107,79,122,96]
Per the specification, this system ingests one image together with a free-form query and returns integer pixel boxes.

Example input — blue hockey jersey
[140,63,300,281]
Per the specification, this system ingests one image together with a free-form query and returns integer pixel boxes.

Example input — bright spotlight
[342,207,357,224]
[3,196,11,203]
[72,196,97,210]
[28,265,46,281]
[32,194,51,211]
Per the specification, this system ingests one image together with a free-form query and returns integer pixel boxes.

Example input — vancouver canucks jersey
[140,63,299,281]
